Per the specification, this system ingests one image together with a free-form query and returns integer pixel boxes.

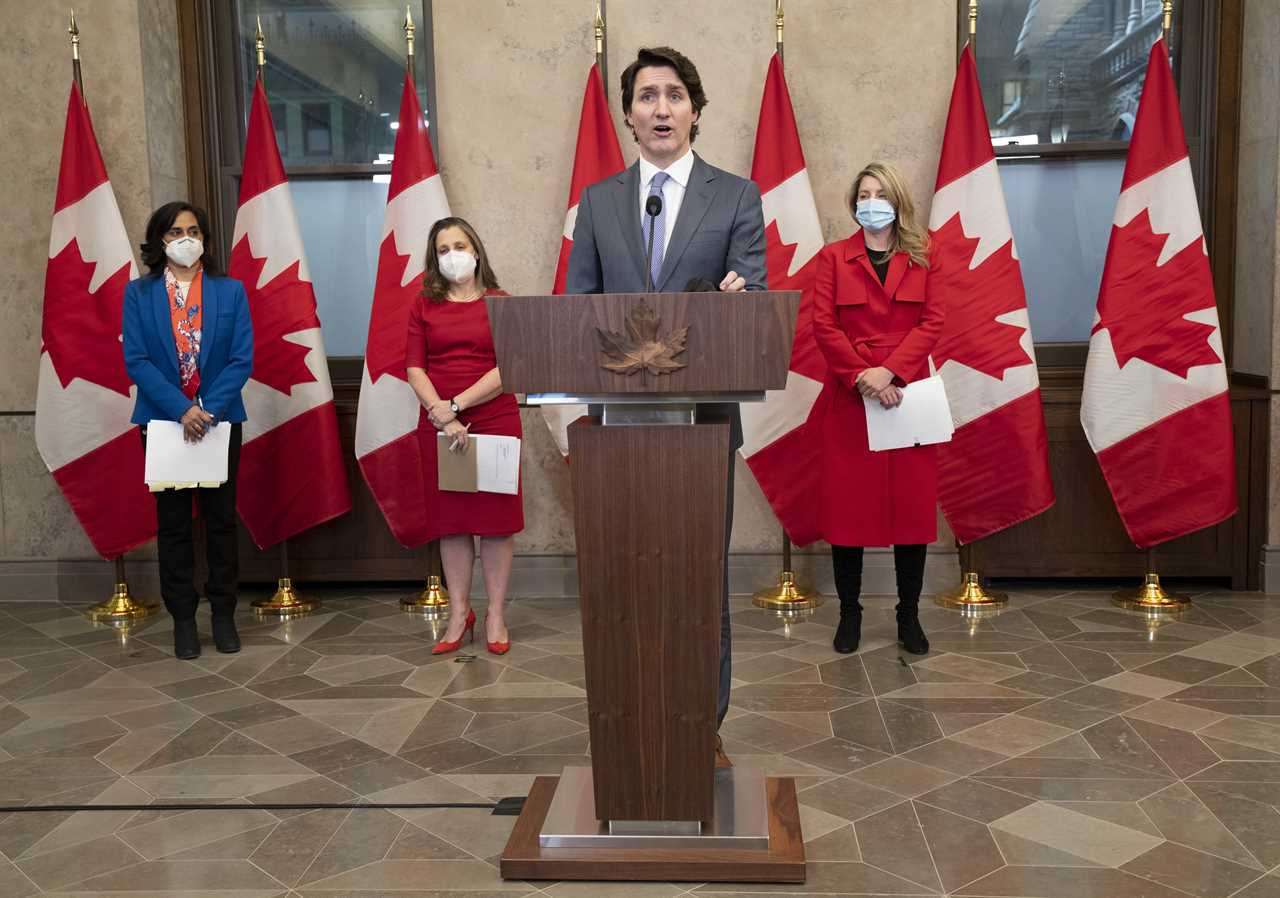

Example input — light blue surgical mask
[855,198,896,232]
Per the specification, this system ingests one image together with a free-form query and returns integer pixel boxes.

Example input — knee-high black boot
[893,544,929,655]
[831,545,864,654]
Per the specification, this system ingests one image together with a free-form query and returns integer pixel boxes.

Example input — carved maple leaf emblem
[597,298,688,375]
[1094,208,1220,378]
[929,213,1034,378]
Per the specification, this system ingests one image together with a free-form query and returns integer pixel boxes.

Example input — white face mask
[438,249,478,284]
[165,236,203,268]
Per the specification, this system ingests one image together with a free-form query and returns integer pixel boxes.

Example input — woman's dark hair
[422,216,500,302]
[619,46,707,144]
[140,202,219,275]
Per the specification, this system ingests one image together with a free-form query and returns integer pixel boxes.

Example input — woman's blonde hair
[845,162,929,268]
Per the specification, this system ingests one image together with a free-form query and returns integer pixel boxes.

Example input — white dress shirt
[638,148,695,249]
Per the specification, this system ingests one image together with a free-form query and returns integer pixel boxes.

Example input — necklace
[447,288,485,303]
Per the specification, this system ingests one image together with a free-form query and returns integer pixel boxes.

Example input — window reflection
[976,0,1168,145]
[233,1,432,166]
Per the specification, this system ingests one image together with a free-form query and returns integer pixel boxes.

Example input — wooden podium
[490,292,805,883]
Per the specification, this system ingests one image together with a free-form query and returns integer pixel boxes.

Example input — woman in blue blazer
[122,202,253,660]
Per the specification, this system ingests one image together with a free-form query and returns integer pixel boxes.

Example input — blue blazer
[122,272,253,425]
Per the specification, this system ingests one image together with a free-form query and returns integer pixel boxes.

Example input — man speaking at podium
[565,46,767,768]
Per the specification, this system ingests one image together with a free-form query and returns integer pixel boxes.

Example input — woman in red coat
[807,162,944,656]
[406,217,524,656]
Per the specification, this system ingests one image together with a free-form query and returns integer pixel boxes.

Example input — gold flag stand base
[253,578,318,617]
[1113,572,1190,612]
[935,572,1009,612]
[402,574,450,617]
[85,580,158,625]
[753,570,822,612]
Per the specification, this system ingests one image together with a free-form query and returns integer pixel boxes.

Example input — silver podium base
[539,765,770,851]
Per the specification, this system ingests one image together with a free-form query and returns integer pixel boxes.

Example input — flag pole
[246,17,318,618]
[69,11,158,627]
[594,1,607,94]
[751,0,822,618]
[933,0,1009,616]
[397,5,450,618]
[1109,0,1188,616]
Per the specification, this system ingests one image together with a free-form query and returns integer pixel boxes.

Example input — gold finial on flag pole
[969,0,979,38]
[404,5,415,67]
[69,10,83,90]
[775,0,784,57]
[594,2,604,62]
[254,14,266,74]
[1162,0,1173,45]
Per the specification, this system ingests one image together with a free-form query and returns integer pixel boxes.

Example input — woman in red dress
[808,162,944,657]
[406,217,523,655]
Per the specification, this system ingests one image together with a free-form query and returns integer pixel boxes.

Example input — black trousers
[143,424,242,621]
[830,543,927,614]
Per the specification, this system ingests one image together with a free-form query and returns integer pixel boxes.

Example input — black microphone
[643,194,663,292]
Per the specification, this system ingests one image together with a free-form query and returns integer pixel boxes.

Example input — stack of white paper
[862,375,955,452]
[143,420,231,489]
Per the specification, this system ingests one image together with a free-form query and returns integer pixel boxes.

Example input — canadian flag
[228,77,351,548]
[929,44,1055,544]
[742,52,826,546]
[543,62,625,456]
[35,82,155,559]
[355,73,451,546]
[1081,40,1236,547]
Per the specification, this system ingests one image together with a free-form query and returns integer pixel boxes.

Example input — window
[965,0,1216,347]
[196,0,439,358]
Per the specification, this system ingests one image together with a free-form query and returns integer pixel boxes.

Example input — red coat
[806,231,945,547]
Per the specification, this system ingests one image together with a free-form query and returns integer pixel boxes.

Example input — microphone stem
[644,212,657,292]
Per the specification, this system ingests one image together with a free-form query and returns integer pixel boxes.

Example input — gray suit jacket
[566,154,768,448]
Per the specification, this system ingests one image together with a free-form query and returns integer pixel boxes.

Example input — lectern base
[500,774,806,883]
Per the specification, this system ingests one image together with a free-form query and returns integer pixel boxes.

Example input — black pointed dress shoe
[211,615,241,654]
[173,619,201,660]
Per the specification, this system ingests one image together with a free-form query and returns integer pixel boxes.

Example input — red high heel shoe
[432,609,476,655]
[485,615,510,655]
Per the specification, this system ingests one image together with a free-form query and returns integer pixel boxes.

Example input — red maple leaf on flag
[228,239,321,395]
[763,221,824,382]
[41,239,134,397]
[1093,208,1219,378]
[930,213,1034,378]
[364,234,423,386]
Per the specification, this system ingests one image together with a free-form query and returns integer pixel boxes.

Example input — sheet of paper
[144,420,231,488]
[862,375,955,452]
[437,433,521,495]
[476,435,521,495]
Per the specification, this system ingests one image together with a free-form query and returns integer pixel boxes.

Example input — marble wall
[0,0,954,579]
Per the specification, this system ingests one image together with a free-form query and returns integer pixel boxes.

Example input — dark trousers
[144,424,242,621]
[831,543,927,614]
[717,452,735,728]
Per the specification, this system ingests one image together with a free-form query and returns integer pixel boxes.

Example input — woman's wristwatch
[449,398,461,415]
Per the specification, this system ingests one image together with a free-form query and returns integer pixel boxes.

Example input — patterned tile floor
[0,586,1277,897]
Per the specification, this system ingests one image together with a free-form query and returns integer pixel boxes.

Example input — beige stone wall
[432,0,956,554]
[0,0,956,569]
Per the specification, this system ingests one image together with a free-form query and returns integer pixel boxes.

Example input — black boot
[894,544,929,655]
[173,619,201,660]
[832,545,864,654]
[211,614,241,654]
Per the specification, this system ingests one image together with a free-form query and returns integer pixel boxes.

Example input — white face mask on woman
[165,236,204,268]
[439,250,477,284]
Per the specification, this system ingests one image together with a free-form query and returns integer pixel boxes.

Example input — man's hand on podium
[719,270,747,292]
